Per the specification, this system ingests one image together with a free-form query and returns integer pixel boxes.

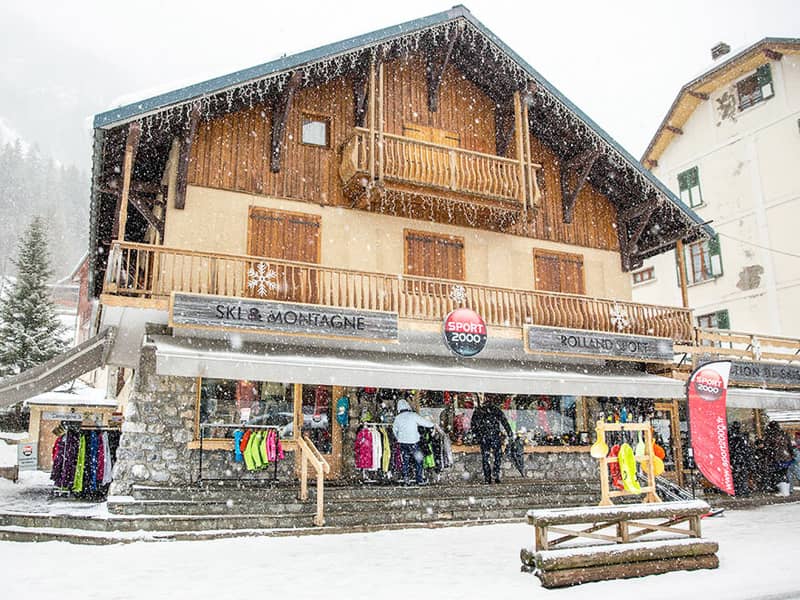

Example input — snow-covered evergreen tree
[0,217,66,378]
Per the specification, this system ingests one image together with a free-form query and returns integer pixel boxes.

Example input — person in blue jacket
[392,399,434,485]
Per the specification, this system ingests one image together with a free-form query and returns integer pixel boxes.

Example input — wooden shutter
[402,123,460,148]
[247,207,320,262]
[404,230,464,280]
[715,309,730,329]
[708,234,723,277]
[533,249,585,295]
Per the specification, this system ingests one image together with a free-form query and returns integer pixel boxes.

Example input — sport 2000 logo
[693,368,725,401]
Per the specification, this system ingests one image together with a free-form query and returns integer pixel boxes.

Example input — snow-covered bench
[522,500,718,587]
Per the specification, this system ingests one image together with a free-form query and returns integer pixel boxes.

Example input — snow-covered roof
[24,382,115,408]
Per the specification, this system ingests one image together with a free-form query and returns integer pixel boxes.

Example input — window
[404,230,464,280]
[683,235,723,284]
[632,266,655,285]
[198,378,294,440]
[697,309,730,330]
[677,167,703,208]
[533,249,585,294]
[737,64,774,111]
[301,115,329,147]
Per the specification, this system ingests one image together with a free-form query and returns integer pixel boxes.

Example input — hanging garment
[354,427,374,469]
[97,433,105,484]
[240,429,253,455]
[72,434,87,493]
[50,435,65,484]
[89,431,100,492]
[258,430,270,467]
[265,430,285,462]
[57,431,80,489]
[101,432,113,485]
[380,428,391,473]
[371,428,382,471]
[232,430,244,463]
[243,431,258,471]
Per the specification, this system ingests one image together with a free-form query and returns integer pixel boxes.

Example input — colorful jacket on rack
[72,434,87,493]
[265,430,284,462]
[354,427,374,469]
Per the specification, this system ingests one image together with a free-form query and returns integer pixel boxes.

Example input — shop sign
[443,308,487,357]
[525,326,674,363]
[42,411,84,421]
[17,442,38,471]
[701,358,800,388]
[170,292,398,341]
[109,413,124,424]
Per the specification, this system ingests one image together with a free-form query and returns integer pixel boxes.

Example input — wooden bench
[522,500,718,588]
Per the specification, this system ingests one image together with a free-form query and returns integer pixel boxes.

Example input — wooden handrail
[103,241,696,342]
[679,328,800,363]
[296,434,330,527]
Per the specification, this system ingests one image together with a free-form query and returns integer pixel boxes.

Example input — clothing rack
[355,422,394,483]
[197,423,282,485]
[52,422,119,498]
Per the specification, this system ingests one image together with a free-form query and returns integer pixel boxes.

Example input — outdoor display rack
[197,423,281,485]
[593,420,661,506]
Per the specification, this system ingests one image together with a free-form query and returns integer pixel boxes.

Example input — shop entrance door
[653,401,684,486]
[294,384,343,479]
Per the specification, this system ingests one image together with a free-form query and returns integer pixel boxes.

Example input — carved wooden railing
[340,127,542,207]
[296,434,330,526]
[675,328,800,363]
[104,241,695,342]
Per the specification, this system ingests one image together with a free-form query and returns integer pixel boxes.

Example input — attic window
[737,64,774,111]
[301,115,329,147]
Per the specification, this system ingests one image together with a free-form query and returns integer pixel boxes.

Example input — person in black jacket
[727,421,752,496]
[471,394,512,484]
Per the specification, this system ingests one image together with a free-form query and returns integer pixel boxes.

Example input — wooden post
[300,449,308,501]
[368,60,376,184]
[513,91,527,220]
[117,122,141,241]
[676,239,689,309]
[377,61,385,184]
[522,99,535,212]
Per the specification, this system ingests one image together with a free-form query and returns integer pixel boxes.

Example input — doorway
[653,401,684,486]
[294,384,343,479]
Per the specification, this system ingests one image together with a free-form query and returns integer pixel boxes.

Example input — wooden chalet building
[19,6,796,523]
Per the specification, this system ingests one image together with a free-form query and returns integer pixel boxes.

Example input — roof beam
[353,63,369,128]
[688,90,709,101]
[764,48,783,61]
[665,125,684,135]
[427,28,460,112]
[128,194,165,239]
[560,148,600,224]
[270,70,303,173]
[112,122,141,241]
[175,103,201,210]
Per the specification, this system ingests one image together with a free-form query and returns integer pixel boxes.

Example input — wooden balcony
[340,127,542,216]
[103,242,694,343]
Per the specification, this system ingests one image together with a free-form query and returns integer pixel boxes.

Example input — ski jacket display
[237,428,285,472]
[50,428,119,496]
[392,400,434,444]
[354,427,374,469]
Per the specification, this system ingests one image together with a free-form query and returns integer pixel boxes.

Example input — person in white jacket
[392,398,434,485]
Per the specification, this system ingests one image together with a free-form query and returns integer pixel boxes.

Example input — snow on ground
[0,438,17,467]
[0,500,797,599]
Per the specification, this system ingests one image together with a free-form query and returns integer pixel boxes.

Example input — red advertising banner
[687,360,735,495]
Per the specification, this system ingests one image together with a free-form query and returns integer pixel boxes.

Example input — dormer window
[737,64,774,111]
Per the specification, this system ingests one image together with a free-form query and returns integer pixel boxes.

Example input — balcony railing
[340,127,542,208]
[104,242,694,343]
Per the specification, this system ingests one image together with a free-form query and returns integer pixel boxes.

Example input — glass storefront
[198,378,294,439]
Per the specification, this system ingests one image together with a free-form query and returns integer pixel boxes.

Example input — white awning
[151,335,685,398]
[727,387,800,410]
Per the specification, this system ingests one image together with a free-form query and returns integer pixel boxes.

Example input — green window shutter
[677,167,702,207]
[708,234,723,276]
[715,309,730,330]
[756,64,774,100]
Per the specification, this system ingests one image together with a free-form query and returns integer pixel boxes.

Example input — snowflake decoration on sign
[751,337,762,361]
[449,285,467,304]
[610,303,631,332]
[247,262,278,297]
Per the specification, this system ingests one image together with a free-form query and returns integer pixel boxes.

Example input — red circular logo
[693,368,725,401]
[443,308,487,357]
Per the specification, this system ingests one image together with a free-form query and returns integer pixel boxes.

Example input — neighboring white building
[633,38,800,337]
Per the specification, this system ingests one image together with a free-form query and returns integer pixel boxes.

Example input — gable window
[737,64,774,111]
[301,115,330,147]
[632,266,655,285]
[697,309,730,330]
[533,249,585,295]
[677,167,703,208]
[404,230,465,281]
[683,235,723,284]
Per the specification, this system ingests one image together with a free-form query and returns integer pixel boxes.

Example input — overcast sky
[1,0,798,170]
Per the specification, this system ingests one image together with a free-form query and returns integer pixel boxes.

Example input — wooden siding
[187,55,619,253]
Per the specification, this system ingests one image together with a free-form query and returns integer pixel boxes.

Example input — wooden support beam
[175,103,201,210]
[620,198,658,222]
[676,239,690,308]
[494,99,515,157]
[352,65,369,128]
[427,28,460,112]
[626,201,657,254]
[764,48,783,61]
[560,148,600,223]
[645,158,659,169]
[114,122,141,241]
[665,125,684,135]
[100,179,165,197]
[688,90,709,101]
[128,194,165,239]
[270,70,303,173]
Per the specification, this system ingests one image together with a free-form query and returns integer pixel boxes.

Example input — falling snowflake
[449,285,467,304]
[610,303,631,332]
[247,262,278,297]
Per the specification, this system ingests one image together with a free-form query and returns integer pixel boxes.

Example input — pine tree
[0,217,66,378]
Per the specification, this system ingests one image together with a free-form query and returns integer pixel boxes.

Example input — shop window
[632,266,655,285]
[404,230,465,283]
[682,235,723,284]
[677,166,703,208]
[533,249,585,294]
[301,384,332,453]
[737,64,774,111]
[301,115,329,147]
[198,378,294,440]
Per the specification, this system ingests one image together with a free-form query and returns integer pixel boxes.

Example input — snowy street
[0,501,798,599]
